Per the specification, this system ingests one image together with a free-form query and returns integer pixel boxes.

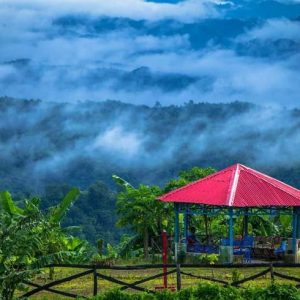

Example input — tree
[113,168,217,258]
[0,188,83,300]
[59,181,118,244]
[163,167,216,193]
[113,176,172,259]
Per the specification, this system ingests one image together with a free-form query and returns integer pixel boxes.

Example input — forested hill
[1,96,300,242]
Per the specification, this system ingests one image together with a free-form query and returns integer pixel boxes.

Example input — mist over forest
[1,97,300,242]
[1,0,300,243]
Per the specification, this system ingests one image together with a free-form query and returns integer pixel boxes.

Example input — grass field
[16,265,300,300]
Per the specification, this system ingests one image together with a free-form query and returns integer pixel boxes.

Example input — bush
[243,284,300,300]
[94,289,143,300]
[154,290,176,300]
[199,254,219,264]
[177,288,193,300]
[193,283,242,300]
[185,253,219,264]
[88,283,300,300]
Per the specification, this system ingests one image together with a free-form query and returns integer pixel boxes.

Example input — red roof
[159,164,300,207]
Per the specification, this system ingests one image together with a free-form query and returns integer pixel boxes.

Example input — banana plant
[112,175,134,189]
[0,188,84,300]
[0,191,24,216]
[49,187,80,223]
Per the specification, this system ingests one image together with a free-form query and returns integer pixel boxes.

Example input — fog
[1,0,300,193]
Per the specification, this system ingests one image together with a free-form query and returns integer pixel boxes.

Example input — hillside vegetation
[1,97,300,242]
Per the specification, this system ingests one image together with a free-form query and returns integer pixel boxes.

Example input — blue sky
[0,0,300,106]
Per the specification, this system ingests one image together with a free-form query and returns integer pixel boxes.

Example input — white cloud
[0,0,218,22]
[92,126,141,155]
[130,49,300,105]
[0,1,299,107]
[238,19,300,41]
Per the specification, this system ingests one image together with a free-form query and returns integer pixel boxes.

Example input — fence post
[176,264,181,291]
[270,263,274,283]
[93,265,98,296]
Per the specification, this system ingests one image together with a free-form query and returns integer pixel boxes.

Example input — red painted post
[162,230,168,289]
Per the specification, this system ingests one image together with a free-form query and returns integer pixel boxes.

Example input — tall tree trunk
[143,227,149,259]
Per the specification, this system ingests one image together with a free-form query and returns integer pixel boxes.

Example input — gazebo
[158,163,300,263]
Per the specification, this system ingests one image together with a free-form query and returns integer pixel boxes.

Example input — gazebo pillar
[292,207,300,262]
[228,207,234,263]
[291,207,300,263]
[174,203,180,263]
[244,208,249,237]
[184,206,188,244]
[292,208,297,255]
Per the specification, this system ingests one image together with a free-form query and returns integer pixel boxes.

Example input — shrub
[231,269,243,284]
[177,288,193,300]
[199,254,219,265]
[193,283,242,300]
[155,290,176,300]
[88,283,300,300]
[94,289,143,300]
[141,294,156,300]
[243,284,300,300]
[193,283,222,299]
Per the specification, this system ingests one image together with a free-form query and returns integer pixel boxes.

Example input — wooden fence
[21,263,300,299]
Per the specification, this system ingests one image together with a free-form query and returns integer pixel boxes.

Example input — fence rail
[21,263,300,298]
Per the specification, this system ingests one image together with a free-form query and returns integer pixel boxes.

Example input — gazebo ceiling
[159,164,300,207]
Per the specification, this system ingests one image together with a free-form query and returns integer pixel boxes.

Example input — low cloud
[0,0,218,22]
[0,1,299,107]
[92,126,142,155]
[1,98,300,193]
[238,19,300,41]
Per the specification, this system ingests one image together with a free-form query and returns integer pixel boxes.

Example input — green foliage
[163,167,216,193]
[0,191,24,215]
[199,253,219,265]
[90,243,122,265]
[231,269,242,284]
[2,98,300,244]
[97,239,104,256]
[88,284,300,300]
[0,190,89,300]
[58,181,118,244]
[179,167,217,182]
[113,175,134,189]
[194,283,242,300]
[115,183,164,234]
[114,167,217,259]
[114,176,172,258]
[154,290,175,300]
[244,284,300,300]
[185,253,219,265]
[0,198,58,299]
[177,288,193,300]
[92,289,144,300]
[117,234,141,259]
[49,188,80,223]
